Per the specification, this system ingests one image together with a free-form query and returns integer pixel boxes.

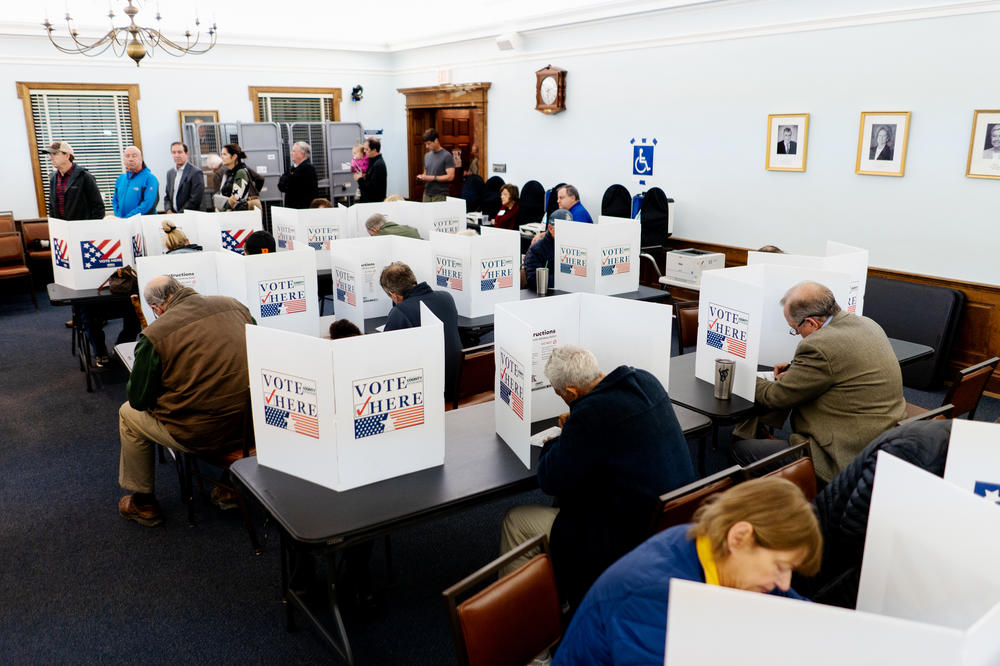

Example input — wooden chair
[0,232,38,310]
[674,300,699,355]
[443,535,562,666]
[904,357,999,421]
[20,220,51,273]
[740,442,817,501]
[897,403,954,427]
[451,343,496,410]
[648,466,741,536]
[0,218,14,234]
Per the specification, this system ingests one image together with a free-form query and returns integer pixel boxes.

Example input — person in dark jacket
[794,419,952,608]
[380,261,462,402]
[524,210,570,290]
[500,344,697,606]
[494,184,520,230]
[277,141,319,209]
[45,141,105,220]
[355,138,387,203]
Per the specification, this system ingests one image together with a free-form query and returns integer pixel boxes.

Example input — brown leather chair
[20,220,51,271]
[648,466,741,536]
[740,442,816,500]
[897,403,954,427]
[451,343,496,410]
[0,218,14,234]
[905,357,999,421]
[0,232,37,310]
[443,534,562,666]
[675,300,699,354]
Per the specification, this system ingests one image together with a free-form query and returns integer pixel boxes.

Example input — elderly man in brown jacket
[732,281,906,483]
[117,275,255,526]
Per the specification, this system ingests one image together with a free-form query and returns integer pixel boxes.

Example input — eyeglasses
[788,314,825,336]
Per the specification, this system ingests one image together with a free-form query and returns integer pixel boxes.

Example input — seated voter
[379,261,462,402]
[556,184,593,223]
[732,281,906,484]
[365,213,420,239]
[244,230,276,255]
[523,209,571,290]
[554,478,821,665]
[118,276,255,526]
[162,220,203,254]
[500,345,696,607]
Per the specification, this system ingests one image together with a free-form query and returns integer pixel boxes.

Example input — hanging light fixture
[42,1,217,67]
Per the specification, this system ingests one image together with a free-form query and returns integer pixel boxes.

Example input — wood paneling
[663,237,1000,395]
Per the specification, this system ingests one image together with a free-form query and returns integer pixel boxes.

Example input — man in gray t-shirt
[417,128,455,202]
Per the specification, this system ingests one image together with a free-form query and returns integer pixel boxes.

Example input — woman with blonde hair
[161,219,202,254]
[555,477,822,664]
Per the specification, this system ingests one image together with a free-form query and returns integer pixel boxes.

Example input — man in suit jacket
[732,281,906,483]
[164,142,205,213]
[277,140,319,209]
[869,127,893,161]
[776,127,797,155]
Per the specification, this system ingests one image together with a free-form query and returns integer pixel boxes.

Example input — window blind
[256,93,333,123]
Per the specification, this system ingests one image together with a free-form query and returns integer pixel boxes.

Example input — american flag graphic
[973,481,1000,504]
[436,274,463,291]
[499,380,524,419]
[308,241,330,251]
[706,329,747,358]
[481,274,514,290]
[264,405,319,439]
[354,404,424,439]
[80,239,123,269]
[222,228,252,254]
[601,260,630,276]
[261,297,307,317]
[560,261,587,276]
[53,238,70,268]
[847,304,856,314]
[132,234,144,258]
[277,237,290,249]
[336,287,356,306]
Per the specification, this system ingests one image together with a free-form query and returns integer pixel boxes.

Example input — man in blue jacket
[113,145,158,217]
[556,184,593,223]
[500,345,696,606]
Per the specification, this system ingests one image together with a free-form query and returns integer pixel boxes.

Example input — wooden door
[408,109,435,201]
[436,109,474,198]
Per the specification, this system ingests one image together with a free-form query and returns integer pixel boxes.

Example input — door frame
[397,83,491,199]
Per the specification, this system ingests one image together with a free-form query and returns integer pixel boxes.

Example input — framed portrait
[965,110,1000,180]
[177,109,219,138]
[856,111,910,177]
[765,113,809,172]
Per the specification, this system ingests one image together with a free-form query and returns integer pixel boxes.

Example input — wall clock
[535,65,566,114]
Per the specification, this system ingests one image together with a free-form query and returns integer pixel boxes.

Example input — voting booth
[328,235,434,332]
[696,263,853,400]
[245,303,445,491]
[554,218,641,295]
[944,420,1000,500]
[49,216,143,290]
[748,241,869,315]
[666,454,1000,666]
[494,293,672,467]
[140,214,204,256]
[177,209,264,255]
[347,198,467,239]
[136,249,319,335]
[429,227,521,317]
[271,205,357,270]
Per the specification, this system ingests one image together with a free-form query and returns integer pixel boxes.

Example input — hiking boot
[94,354,111,368]
[119,494,163,527]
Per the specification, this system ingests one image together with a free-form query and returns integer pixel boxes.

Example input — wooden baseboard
[663,237,1000,395]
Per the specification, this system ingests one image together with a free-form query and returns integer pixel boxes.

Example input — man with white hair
[277,140,319,209]
[113,145,158,217]
[117,276,255,526]
[364,212,420,239]
[500,345,696,607]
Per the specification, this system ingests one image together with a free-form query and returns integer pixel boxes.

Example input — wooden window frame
[17,81,142,217]
[248,86,342,122]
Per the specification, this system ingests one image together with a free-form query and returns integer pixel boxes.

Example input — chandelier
[42,1,217,67]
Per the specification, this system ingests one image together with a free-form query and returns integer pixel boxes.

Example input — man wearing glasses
[732,281,905,485]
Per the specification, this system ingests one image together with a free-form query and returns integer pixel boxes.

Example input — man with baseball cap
[44,141,105,220]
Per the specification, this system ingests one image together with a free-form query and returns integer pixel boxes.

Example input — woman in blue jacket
[554,477,822,665]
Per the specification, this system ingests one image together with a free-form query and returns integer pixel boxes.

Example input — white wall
[3,1,998,285]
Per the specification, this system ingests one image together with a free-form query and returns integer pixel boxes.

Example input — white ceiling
[13,0,722,52]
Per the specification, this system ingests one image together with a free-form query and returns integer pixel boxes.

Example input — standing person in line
[44,141,105,220]
[163,142,204,214]
[416,128,455,202]
[277,141,318,209]
[219,143,253,211]
[355,138,387,203]
[113,146,158,218]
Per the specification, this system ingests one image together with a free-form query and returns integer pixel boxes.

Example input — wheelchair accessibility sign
[630,137,656,185]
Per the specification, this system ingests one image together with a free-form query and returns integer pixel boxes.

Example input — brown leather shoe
[118,494,163,527]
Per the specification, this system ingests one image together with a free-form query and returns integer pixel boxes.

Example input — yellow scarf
[695,536,720,586]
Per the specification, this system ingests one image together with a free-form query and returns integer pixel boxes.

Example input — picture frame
[177,109,219,139]
[765,113,809,172]
[965,109,1000,180]
[855,111,910,177]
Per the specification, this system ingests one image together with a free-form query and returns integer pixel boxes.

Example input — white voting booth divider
[140,215,203,256]
[696,264,852,400]
[429,227,521,317]
[179,209,263,254]
[328,235,434,332]
[271,206,358,270]
[347,198,466,239]
[136,249,319,335]
[944,420,1000,502]
[553,219,640,295]
[49,216,143,290]
[748,241,869,315]
[246,303,445,491]
[666,454,1000,666]
[494,293,672,467]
